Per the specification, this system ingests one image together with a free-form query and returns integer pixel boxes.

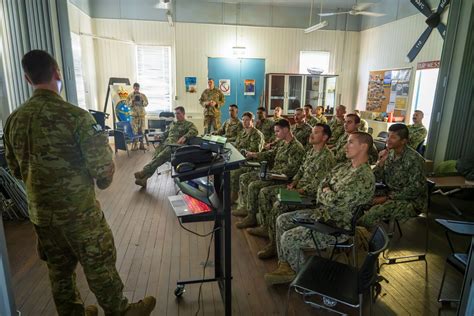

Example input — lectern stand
[171,143,244,316]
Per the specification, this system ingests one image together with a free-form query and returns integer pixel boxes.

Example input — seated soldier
[234,119,305,228]
[249,124,336,259]
[358,124,427,228]
[291,108,312,147]
[303,104,318,127]
[332,113,360,163]
[230,112,265,204]
[134,106,198,188]
[327,105,346,146]
[264,132,376,285]
[272,106,284,123]
[354,109,369,133]
[213,104,243,142]
[407,110,428,150]
[314,105,328,124]
[255,106,275,144]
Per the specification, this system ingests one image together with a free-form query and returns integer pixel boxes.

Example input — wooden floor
[4,148,473,315]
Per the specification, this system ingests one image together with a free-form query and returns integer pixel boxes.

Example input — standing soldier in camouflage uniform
[134,106,198,188]
[234,119,305,228]
[291,108,312,147]
[213,104,243,142]
[407,110,428,150]
[303,104,318,127]
[315,105,328,124]
[354,109,369,133]
[249,124,336,259]
[4,50,156,316]
[358,124,427,227]
[264,132,375,285]
[255,106,275,144]
[126,82,148,150]
[199,78,225,133]
[328,104,346,146]
[230,112,265,204]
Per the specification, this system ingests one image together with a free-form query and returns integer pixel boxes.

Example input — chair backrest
[357,226,389,293]
[416,141,426,156]
[115,121,135,138]
[377,131,388,139]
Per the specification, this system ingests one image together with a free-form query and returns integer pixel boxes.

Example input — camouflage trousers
[230,166,251,197]
[34,210,128,316]
[131,115,145,144]
[142,145,172,177]
[238,172,282,213]
[276,208,338,272]
[358,200,418,228]
[257,184,286,230]
[204,115,221,134]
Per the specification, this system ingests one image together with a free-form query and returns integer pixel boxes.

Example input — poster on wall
[244,79,256,96]
[366,68,412,113]
[219,79,231,96]
[185,77,197,93]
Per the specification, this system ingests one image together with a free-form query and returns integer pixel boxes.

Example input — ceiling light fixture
[304,20,328,33]
[166,10,173,27]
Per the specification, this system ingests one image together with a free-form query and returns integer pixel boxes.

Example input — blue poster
[185,77,197,93]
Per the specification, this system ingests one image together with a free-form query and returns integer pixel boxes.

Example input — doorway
[207,58,265,122]
[411,67,440,135]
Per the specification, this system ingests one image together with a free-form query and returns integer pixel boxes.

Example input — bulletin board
[366,68,412,113]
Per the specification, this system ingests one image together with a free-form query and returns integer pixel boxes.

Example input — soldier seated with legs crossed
[264,132,376,285]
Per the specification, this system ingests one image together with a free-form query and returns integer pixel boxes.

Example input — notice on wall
[366,68,412,113]
[185,77,197,93]
[244,79,255,96]
[219,79,231,96]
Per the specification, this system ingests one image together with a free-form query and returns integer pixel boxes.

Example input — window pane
[70,32,86,108]
[299,51,330,74]
[136,46,172,114]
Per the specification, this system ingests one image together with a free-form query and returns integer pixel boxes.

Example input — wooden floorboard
[4,147,472,315]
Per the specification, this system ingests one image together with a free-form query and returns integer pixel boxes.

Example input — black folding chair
[287,226,389,315]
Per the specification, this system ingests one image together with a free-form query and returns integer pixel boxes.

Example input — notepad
[277,188,302,203]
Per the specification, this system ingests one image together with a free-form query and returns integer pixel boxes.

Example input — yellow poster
[395,97,407,110]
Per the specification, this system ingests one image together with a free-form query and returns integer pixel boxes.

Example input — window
[70,32,87,109]
[299,51,330,75]
[136,45,172,114]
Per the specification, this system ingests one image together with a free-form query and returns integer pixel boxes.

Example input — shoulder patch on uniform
[92,124,103,133]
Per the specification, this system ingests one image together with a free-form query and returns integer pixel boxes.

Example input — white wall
[355,13,444,119]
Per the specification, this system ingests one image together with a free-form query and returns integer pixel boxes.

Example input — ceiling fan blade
[437,22,447,39]
[410,0,432,18]
[355,11,386,17]
[436,0,450,14]
[406,26,433,62]
[318,12,350,16]
[353,2,374,11]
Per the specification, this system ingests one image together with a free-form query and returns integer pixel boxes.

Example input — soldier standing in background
[407,110,428,150]
[4,50,156,316]
[200,78,225,133]
[126,82,148,150]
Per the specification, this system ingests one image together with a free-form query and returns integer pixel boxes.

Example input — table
[428,175,474,215]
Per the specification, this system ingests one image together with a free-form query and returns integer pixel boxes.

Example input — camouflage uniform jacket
[215,118,243,142]
[293,146,335,196]
[255,118,275,143]
[373,146,427,212]
[407,123,427,149]
[328,117,345,144]
[234,127,265,153]
[126,92,148,117]
[162,120,198,144]
[359,119,369,133]
[332,133,349,163]
[199,88,225,117]
[256,137,305,178]
[316,162,375,228]
[315,114,328,125]
[291,122,312,147]
[306,115,319,127]
[4,89,114,226]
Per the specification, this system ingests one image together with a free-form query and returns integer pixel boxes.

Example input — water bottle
[259,161,268,180]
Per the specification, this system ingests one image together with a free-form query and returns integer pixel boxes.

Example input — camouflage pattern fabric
[238,172,283,213]
[234,127,265,153]
[215,118,243,142]
[291,122,312,147]
[359,118,369,133]
[315,114,328,125]
[407,123,427,149]
[276,162,375,271]
[332,133,349,163]
[305,115,319,127]
[4,89,127,314]
[126,92,148,140]
[142,120,198,177]
[255,138,305,177]
[199,88,225,131]
[327,117,345,145]
[358,146,427,227]
[255,118,275,143]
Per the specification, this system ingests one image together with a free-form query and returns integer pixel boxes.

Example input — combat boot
[123,296,156,316]
[264,262,296,285]
[247,225,269,238]
[85,305,98,316]
[134,171,146,179]
[135,177,148,188]
[257,241,277,259]
[231,207,248,217]
[236,213,257,229]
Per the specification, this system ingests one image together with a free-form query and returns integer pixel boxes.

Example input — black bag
[171,145,214,167]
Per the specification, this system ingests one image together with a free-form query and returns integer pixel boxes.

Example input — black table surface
[436,219,474,236]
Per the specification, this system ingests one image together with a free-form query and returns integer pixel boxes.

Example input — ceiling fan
[318,2,386,17]
[406,0,450,62]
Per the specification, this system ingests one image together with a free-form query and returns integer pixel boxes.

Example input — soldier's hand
[322,186,331,193]
[377,149,389,166]
[264,143,272,150]
[246,151,257,159]
[177,136,186,144]
[209,100,216,106]
[372,196,388,205]
[287,182,296,189]
[297,189,305,195]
